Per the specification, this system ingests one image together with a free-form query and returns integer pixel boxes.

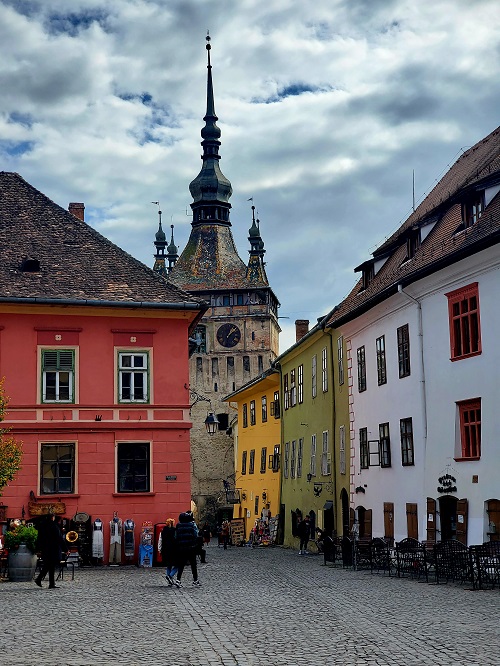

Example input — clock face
[216,323,241,348]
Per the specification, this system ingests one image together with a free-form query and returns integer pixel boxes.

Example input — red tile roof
[0,172,205,311]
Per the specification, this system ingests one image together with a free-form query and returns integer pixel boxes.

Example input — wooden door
[384,502,394,542]
[456,498,468,545]
[426,497,436,542]
[406,503,418,540]
[364,509,372,539]
[487,499,500,542]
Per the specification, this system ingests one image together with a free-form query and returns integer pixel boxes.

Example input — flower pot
[8,544,37,582]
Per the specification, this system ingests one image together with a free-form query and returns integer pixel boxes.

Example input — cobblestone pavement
[2,545,499,666]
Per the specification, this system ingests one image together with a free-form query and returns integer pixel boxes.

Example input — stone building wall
[189,306,279,524]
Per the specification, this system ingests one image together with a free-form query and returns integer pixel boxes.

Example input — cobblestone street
[2,545,499,666]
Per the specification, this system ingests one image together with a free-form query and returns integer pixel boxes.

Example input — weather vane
[151,201,162,224]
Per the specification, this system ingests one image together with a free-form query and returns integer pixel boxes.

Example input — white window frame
[321,430,331,475]
[322,347,328,392]
[118,351,149,403]
[284,442,290,478]
[312,355,317,398]
[41,349,75,403]
[298,364,304,404]
[339,425,346,475]
[297,438,303,477]
[290,370,297,407]
[290,440,296,478]
[337,336,344,385]
[310,434,317,476]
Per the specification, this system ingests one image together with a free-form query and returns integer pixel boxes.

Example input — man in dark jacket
[175,511,200,587]
[34,513,64,588]
[297,515,311,555]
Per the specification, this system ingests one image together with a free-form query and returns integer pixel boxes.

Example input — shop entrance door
[439,496,458,541]
[323,502,334,537]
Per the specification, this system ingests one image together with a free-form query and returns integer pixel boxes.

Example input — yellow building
[224,369,281,541]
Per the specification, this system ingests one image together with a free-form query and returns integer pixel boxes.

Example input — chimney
[295,319,309,343]
[69,203,85,221]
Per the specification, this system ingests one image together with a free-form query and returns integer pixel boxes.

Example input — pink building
[0,172,206,563]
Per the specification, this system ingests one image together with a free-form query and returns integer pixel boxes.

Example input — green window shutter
[43,349,74,370]
[42,350,59,370]
[58,350,74,370]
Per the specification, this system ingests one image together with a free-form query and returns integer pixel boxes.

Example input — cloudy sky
[1,0,499,350]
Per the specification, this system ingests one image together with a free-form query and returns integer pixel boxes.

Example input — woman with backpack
[174,511,200,587]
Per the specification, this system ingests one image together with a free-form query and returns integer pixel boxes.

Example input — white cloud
[0,0,499,352]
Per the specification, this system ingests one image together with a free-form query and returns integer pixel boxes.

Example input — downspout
[397,285,428,451]
[325,327,339,537]
[273,360,285,545]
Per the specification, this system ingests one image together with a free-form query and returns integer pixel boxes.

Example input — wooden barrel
[8,544,37,582]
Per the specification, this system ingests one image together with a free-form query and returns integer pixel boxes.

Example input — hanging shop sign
[437,474,457,494]
[28,501,66,516]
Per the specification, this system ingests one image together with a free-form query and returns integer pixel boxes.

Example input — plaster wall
[341,293,426,543]
[0,306,194,562]
[415,245,500,544]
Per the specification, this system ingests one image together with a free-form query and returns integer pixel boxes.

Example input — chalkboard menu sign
[230,518,245,545]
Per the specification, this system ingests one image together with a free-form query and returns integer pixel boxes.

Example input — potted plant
[5,524,38,582]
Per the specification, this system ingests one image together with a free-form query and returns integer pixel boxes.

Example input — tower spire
[166,224,178,272]
[205,32,216,121]
[246,204,268,285]
[189,34,232,223]
[152,204,168,277]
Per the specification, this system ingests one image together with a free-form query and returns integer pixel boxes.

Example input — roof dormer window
[407,228,421,260]
[462,191,484,229]
[362,263,375,290]
[20,257,40,273]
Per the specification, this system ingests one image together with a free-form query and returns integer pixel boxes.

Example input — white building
[327,126,500,546]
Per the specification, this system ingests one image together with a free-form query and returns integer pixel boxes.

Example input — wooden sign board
[230,518,245,545]
[28,501,66,516]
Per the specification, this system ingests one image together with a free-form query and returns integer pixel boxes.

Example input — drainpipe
[273,360,285,545]
[326,328,339,537]
[397,285,428,452]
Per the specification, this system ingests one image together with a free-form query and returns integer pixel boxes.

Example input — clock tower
[159,36,280,523]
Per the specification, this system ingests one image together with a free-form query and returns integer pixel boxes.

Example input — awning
[323,501,333,510]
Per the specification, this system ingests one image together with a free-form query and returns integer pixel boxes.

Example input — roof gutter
[0,296,206,311]
[331,228,500,328]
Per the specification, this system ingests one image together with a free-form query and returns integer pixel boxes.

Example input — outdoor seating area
[323,536,500,590]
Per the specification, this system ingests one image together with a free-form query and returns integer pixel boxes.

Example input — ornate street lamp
[186,385,220,436]
[204,412,219,435]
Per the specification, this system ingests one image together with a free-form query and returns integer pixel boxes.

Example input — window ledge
[454,456,481,462]
[450,351,481,362]
[112,492,156,497]
[37,494,80,499]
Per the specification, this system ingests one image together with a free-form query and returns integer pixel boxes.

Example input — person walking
[174,511,200,587]
[221,520,230,550]
[202,523,211,546]
[160,518,178,586]
[297,515,311,555]
[34,513,64,589]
